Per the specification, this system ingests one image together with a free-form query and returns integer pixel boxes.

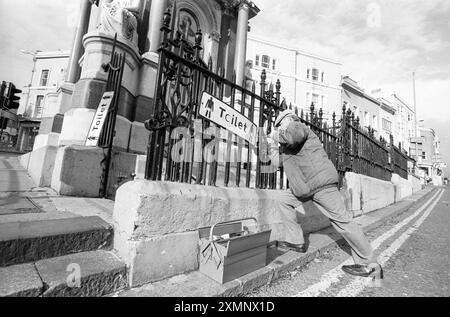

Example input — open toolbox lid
[198,218,272,257]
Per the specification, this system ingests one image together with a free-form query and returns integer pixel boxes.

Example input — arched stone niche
[173,0,222,69]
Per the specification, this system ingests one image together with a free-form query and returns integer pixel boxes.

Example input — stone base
[19,146,58,187]
[59,108,96,147]
[113,181,330,287]
[51,145,138,198]
[33,133,60,151]
[58,108,133,152]
[128,122,149,154]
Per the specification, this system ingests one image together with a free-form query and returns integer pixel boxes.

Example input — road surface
[248,187,450,297]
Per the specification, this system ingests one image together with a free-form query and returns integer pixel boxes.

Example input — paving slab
[0,263,43,297]
[36,251,127,297]
[50,197,115,225]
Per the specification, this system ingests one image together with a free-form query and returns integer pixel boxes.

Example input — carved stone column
[234,1,249,86]
[66,0,93,83]
[147,0,169,53]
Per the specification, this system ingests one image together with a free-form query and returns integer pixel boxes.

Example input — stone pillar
[234,1,250,86]
[66,0,93,83]
[147,0,169,53]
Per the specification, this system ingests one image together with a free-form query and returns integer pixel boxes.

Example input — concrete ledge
[113,181,331,287]
[115,187,436,297]
[0,216,113,267]
[342,172,396,217]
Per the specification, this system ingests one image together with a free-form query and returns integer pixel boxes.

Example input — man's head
[274,110,299,129]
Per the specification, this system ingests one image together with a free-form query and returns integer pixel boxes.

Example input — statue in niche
[92,0,143,46]
[177,10,198,44]
[245,60,254,90]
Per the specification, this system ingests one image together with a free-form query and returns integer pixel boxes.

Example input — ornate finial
[261,69,266,83]
[195,29,203,48]
[163,7,171,29]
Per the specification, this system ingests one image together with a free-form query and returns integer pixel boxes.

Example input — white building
[371,89,417,155]
[19,50,70,119]
[246,36,342,121]
[390,94,417,153]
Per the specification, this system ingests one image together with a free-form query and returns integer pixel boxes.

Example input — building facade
[378,98,396,143]
[410,127,444,185]
[19,51,70,119]
[341,77,382,134]
[390,94,416,153]
[246,36,342,121]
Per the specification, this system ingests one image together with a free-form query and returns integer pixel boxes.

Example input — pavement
[0,152,114,226]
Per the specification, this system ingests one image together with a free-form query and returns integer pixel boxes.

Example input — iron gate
[98,34,126,198]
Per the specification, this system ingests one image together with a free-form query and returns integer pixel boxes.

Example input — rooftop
[248,36,342,65]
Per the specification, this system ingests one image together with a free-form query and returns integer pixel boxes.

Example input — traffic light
[0,81,6,107]
[5,82,22,110]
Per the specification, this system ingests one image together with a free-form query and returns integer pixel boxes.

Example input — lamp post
[20,49,41,117]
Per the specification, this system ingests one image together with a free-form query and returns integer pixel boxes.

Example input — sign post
[199,92,258,146]
[85,91,114,147]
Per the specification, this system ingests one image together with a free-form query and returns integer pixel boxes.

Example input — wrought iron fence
[390,136,409,180]
[340,107,393,182]
[98,34,126,198]
[143,7,409,191]
[144,7,284,190]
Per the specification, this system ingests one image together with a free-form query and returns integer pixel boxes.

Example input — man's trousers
[276,186,376,265]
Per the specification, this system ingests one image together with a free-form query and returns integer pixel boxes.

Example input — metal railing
[98,34,126,198]
[143,6,409,190]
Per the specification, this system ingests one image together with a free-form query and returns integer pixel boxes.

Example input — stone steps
[0,250,128,297]
[0,216,113,267]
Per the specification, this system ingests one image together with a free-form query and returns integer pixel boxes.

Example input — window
[35,95,44,118]
[255,55,260,67]
[364,112,370,126]
[373,115,378,130]
[422,152,427,160]
[272,59,277,70]
[312,68,319,81]
[261,55,270,68]
[307,69,310,79]
[321,72,325,82]
[382,118,392,133]
[39,70,50,87]
[312,93,319,106]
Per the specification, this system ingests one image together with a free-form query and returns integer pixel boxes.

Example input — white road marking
[337,189,445,297]
[294,189,442,297]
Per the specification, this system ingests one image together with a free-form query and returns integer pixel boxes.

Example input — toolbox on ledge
[198,218,272,284]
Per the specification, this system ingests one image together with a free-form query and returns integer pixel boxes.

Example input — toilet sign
[85,91,114,147]
[199,92,258,145]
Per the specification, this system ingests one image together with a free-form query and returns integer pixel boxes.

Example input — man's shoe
[342,264,384,279]
[277,241,307,253]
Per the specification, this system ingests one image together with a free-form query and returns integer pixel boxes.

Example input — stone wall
[113,171,420,287]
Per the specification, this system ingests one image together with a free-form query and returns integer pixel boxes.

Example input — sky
[0,0,448,176]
